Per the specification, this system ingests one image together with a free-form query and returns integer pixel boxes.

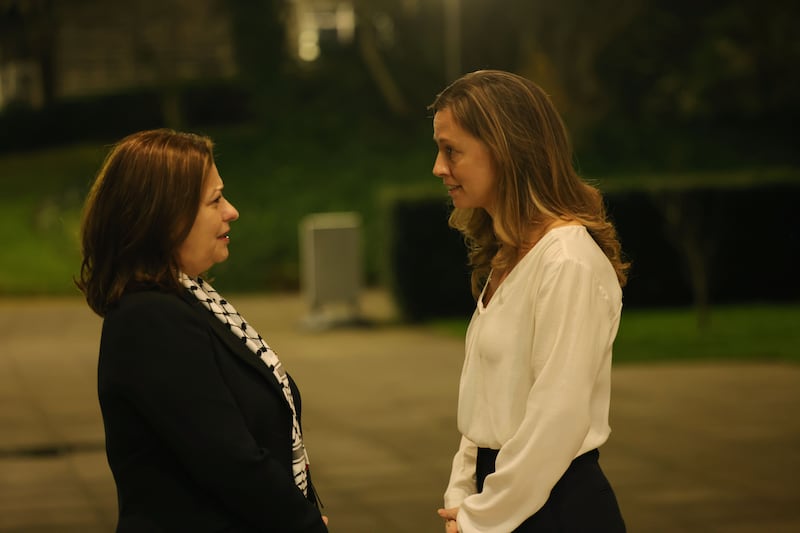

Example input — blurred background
[1,0,798,304]
[1,0,799,531]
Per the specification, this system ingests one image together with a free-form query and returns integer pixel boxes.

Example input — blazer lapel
[178,290,288,404]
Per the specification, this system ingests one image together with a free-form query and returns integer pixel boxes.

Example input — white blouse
[444,225,623,533]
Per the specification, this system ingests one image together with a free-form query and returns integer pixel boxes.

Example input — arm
[101,292,327,532]
[456,259,617,532]
[443,434,479,508]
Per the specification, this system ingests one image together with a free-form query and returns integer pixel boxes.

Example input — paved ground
[1,290,798,533]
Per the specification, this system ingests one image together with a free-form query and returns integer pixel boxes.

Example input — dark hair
[429,70,629,297]
[76,129,215,316]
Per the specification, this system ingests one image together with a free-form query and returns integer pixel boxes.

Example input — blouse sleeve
[456,258,617,533]
[100,292,327,532]
[443,434,479,508]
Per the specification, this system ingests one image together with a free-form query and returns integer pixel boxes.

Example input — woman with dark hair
[77,129,328,532]
[431,70,628,532]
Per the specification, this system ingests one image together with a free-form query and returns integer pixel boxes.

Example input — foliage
[380,180,800,324]
[597,0,800,125]
[585,0,800,171]
[1,0,799,300]
[379,189,474,322]
[350,0,800,170]
[225,0,289,120]
[0,83,251,154]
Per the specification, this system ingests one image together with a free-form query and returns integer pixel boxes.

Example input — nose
[224,199,239,221]
[432,151,449,179]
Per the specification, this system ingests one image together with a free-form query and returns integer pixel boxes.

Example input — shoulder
[534,226,621,302]
[538,227,613,274]
[104,289,206,335]
[110,289,193,317]
[98,290,225,395]
[100,289,215,370]
[537,225,598,260]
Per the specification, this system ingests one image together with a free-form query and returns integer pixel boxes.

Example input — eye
[212,195,222,204]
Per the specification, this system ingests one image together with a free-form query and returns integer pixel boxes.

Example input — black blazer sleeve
[99,290,326,532]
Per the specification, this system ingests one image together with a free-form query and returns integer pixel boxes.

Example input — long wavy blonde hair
[429,70,629,298]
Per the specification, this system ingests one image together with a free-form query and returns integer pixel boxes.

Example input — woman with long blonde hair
[431,70,628,533]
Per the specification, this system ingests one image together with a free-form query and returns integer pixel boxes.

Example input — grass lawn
[0,145,106,294]
[429,304,800,364]
[0,124,436,294]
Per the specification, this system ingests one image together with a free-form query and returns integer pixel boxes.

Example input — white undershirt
[444,225,623,533]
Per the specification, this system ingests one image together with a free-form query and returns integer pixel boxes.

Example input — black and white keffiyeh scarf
[180,273,309,496]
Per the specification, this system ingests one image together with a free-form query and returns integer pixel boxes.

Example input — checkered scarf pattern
[179,273,309,496]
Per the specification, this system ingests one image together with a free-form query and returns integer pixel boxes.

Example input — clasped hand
[437,507,459,532]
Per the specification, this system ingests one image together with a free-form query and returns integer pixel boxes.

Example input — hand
[437,507,459,532]
[322,515,329,526]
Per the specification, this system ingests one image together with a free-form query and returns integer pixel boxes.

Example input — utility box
[299,212,362,328]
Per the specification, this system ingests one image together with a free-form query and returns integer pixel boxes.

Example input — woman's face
[432,107,498,215]
[177,164,239,277]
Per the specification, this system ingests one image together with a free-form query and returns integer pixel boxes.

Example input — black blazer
[98,288,327,532]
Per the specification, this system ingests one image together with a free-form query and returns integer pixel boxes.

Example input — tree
[353,0,412,117]
[225,0,288,119]
[651,189,724,328]
[597,0,800,145]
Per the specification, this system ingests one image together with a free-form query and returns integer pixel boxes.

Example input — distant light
[335,3,355,44]
[299,28,320,62]
[299,43,321,62]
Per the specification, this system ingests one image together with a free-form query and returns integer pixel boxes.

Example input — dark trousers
[476,448,626,533]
